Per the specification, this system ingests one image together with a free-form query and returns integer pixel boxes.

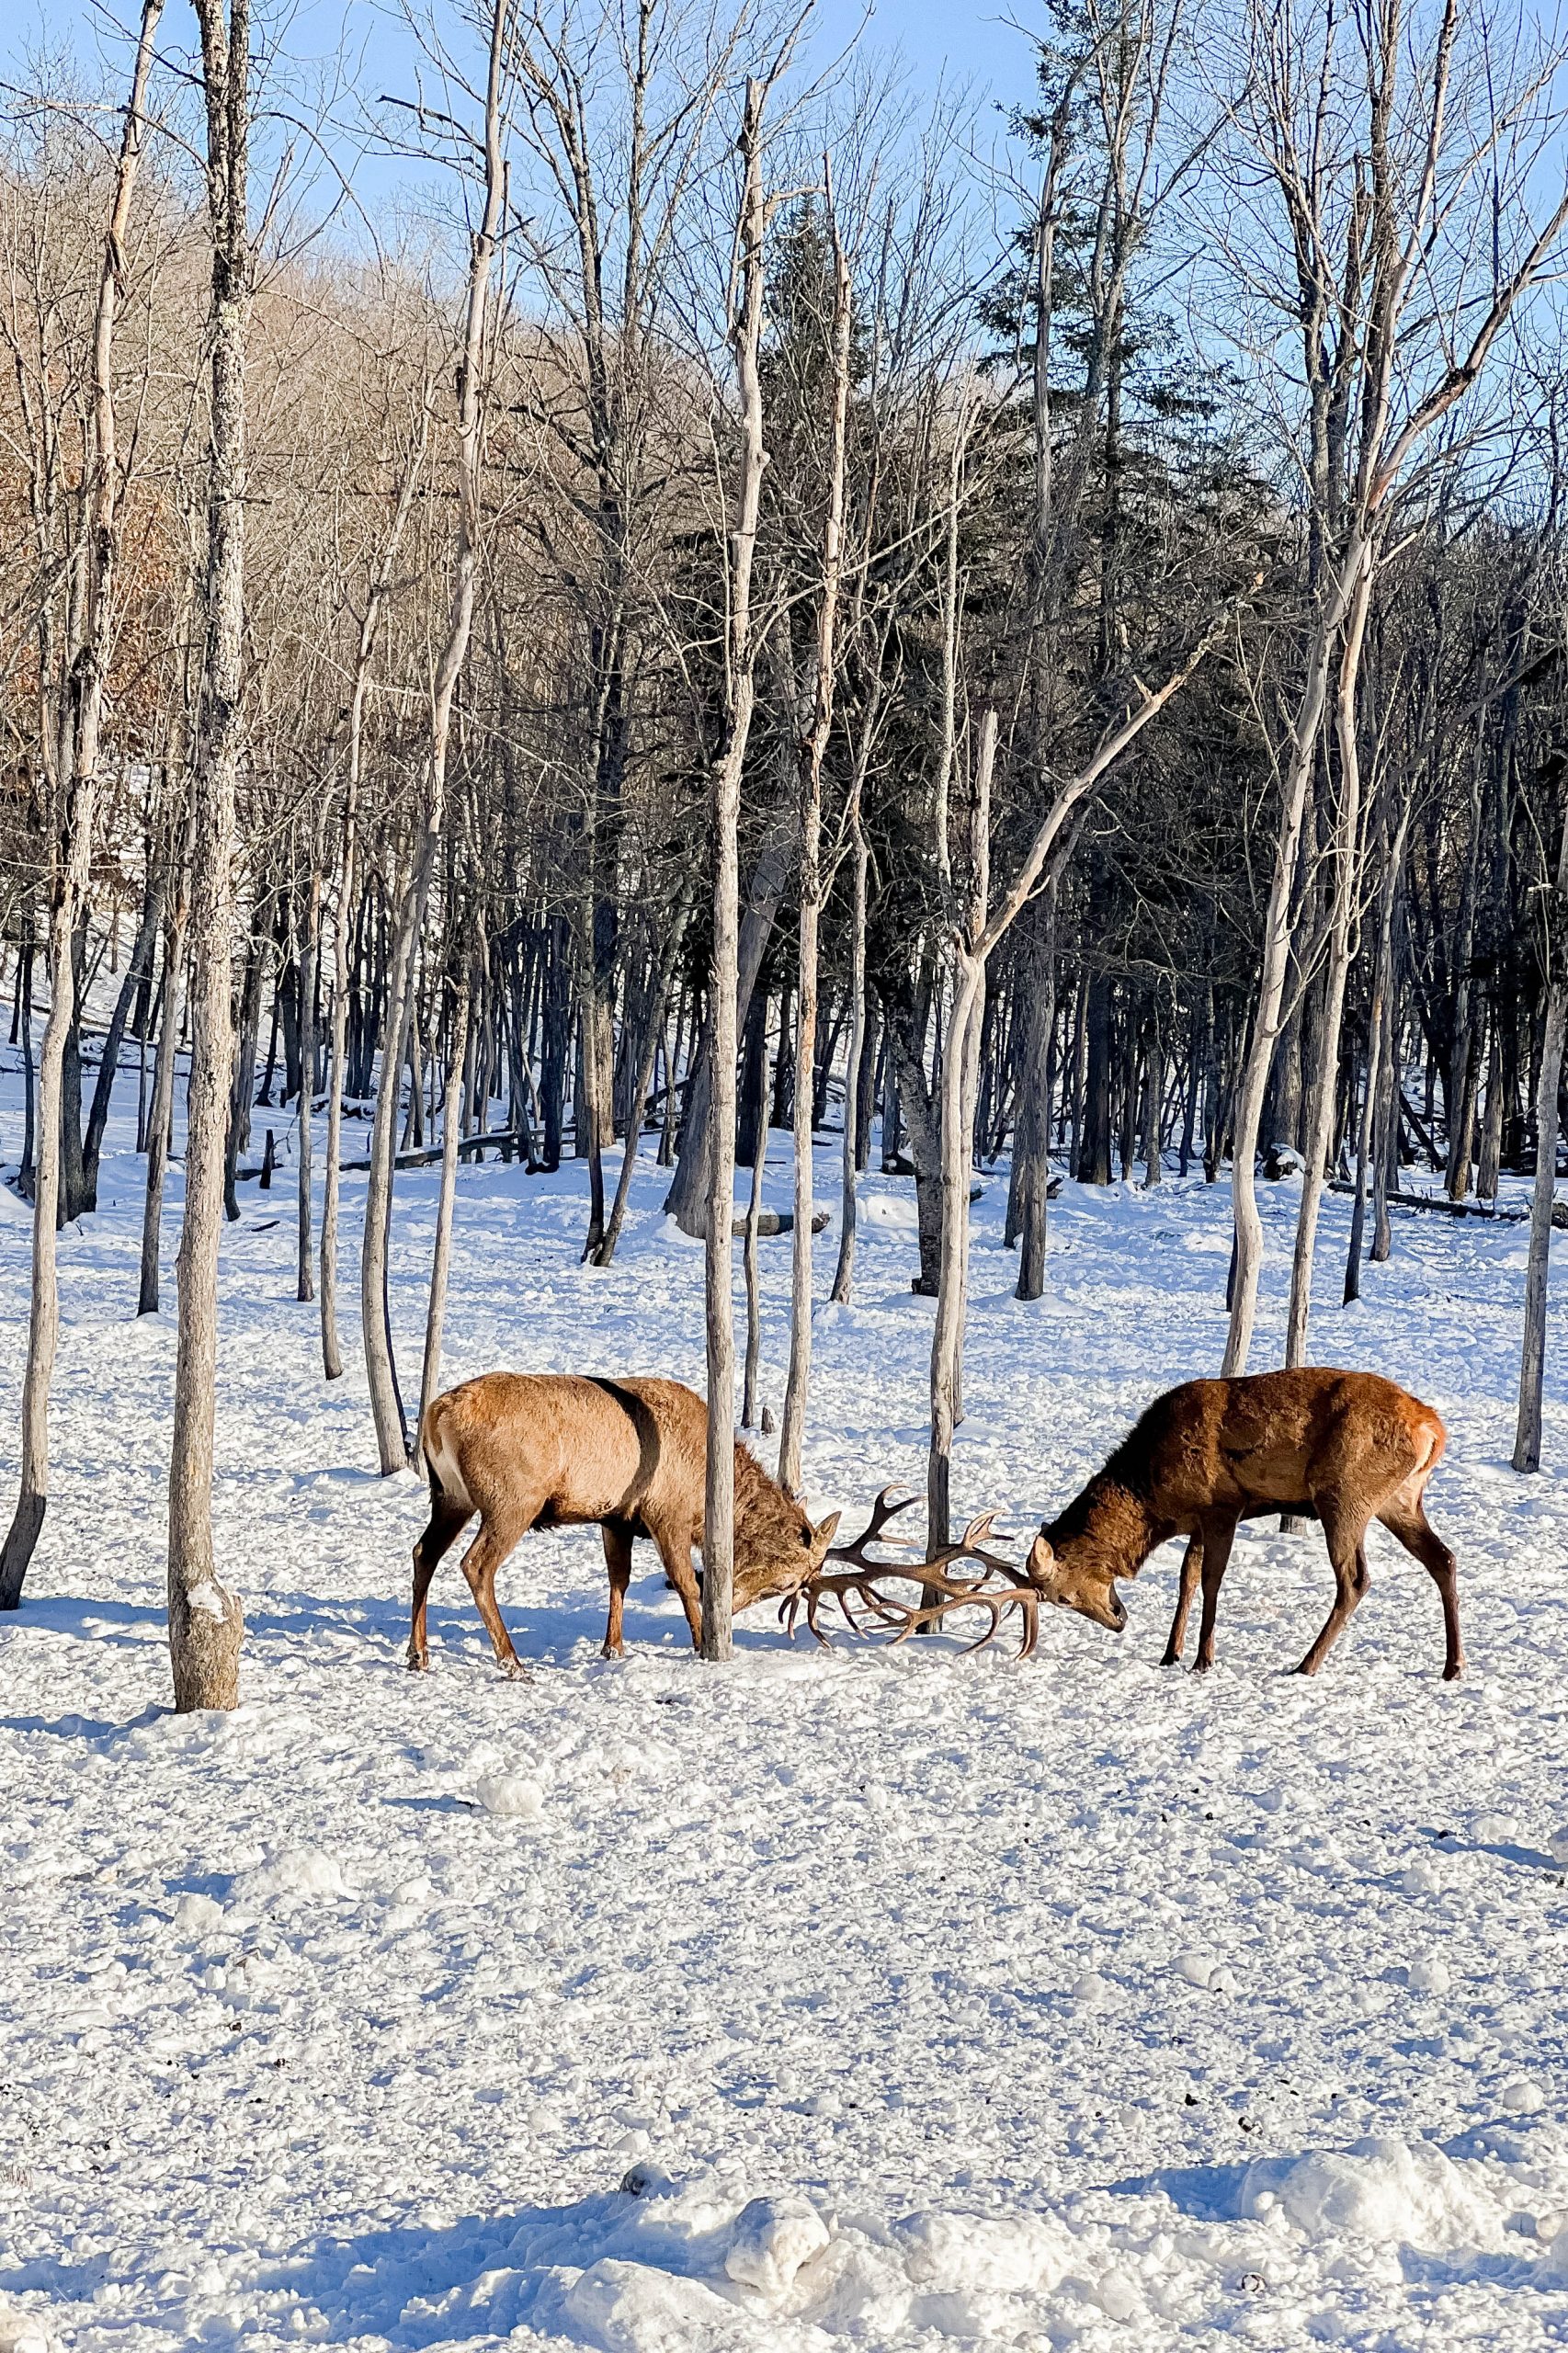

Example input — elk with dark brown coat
[1025,1368,1462,1678]
[409,1372,841,1676]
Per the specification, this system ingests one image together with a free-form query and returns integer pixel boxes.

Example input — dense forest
[4,0,1568,1705]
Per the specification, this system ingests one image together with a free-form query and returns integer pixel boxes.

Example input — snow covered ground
[5,1055,1568,2351]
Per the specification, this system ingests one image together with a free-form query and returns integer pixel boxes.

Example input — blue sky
[6,0,1040,109]
[4,0,1041,239]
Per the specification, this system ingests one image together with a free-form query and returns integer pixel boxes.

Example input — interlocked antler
[780,1491,1040,1660]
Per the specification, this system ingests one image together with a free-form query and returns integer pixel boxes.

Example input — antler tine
[826,1485,920,1571]
[786,1497,1040,1664]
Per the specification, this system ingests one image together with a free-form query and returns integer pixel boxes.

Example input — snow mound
[170,1891,224,1935]
[0,2308,54,2353]
[474,1773,545,1820]
[1244,2135,1505,2250]
[724,2195,831,2302]
[1173,1949,1236,1993]
[234,1846,350,1904]
[564,2257,815,2353]
[1404,1955,1449,1993]
[894,2208,1076,2298]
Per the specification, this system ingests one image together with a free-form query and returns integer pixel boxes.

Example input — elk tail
[418,1395,472,1514]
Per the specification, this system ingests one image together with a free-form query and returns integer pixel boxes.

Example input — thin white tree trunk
[0,796,94,1608]
[168,0,249,1711]
[829,809,868,1306]
[702,76,770,1662]
[319,808,355,1379]
[1285,563,1372,1364]
[1,0,165,1610]
[927,711,995,1553]
[420,976,470,1430]
[139,892,187,1316]
[296,864,319,1302]
[742,1006,769,1430]
[361,9,504,1472]
[1223,546,1363,1375]
[321,405,429,1381]
[778,176,850,1495]
[1515,817,1568,1473]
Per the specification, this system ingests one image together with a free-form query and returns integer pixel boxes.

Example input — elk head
[1024,1533,1128,1633]
[733,1492,842,1610]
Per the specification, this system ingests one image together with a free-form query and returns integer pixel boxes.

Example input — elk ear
[1024,1532,1054,1586]
[813,1511,842,1549]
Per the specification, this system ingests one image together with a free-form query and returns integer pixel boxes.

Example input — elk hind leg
[1192,1513,1239,1675]
[1380,1501,1464,1680]
[458,1518,530,1680]
[1162,1533,1202,1666]
[409,1493,472,1671]
[601,1518,635,1660]
[1297,1504,1370,1676]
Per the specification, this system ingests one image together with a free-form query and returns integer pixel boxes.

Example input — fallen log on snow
[235,1131,527,1180]
[732,1209,832,1238]
[1326,1178,1556,1226]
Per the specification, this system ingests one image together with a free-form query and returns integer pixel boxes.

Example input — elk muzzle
[1026,1535,1127,1633]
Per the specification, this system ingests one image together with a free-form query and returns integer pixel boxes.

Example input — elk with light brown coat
[409,1372,841,1676]
[1025,1368,1462,1678]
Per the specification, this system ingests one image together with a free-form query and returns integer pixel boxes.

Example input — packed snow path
[4,1097,1568,2349]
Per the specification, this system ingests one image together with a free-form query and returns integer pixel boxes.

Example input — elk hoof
[1159,1647,1183,1668]
[600,1641,624,1661]
[406,1651,428,1675]
[1442,1657,1465,1682]
[499,1657,532,1683]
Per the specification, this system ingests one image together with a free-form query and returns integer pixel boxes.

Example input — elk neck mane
[731,1439,803,1551]
[1045,1430,1165,1568]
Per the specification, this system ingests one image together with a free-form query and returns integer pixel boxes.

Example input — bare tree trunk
[928,710,995,1553]
[742,998,769,1430]
[84,873,163,1209]
[1141,1005,1164,1189]
[778,177,849,1495]
[702,76,770,1663]
[361,5,504,1472]
[319,821,355,1379]
[1014,881,1058,1299]
[139,875,188,1316]
[0,793,95,1608]
[664,798,796,1236]
[296,867,318,1301]
[168,0,248,1711]
[829,802,868,1305]
[320,411,428,1381]
[2,0,165,1610]
[1286,567,1371,1363]
[1515,822,1568,1473]
[1345,790,1409,1302]
[1224,551,1360,1374]
[420,974,470,1430]
[595,884,693,1267]
[17,931,36,1196]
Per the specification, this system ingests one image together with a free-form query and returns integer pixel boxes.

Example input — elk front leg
[601,1518,634,1659]
[1162,1533,1202,1666]
[650,1522,703,1648]
[457,1519,530,1680]
[1192,1511,1239,1675]
[408,1495,472,1671]
[1297,1502,1371,1676]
